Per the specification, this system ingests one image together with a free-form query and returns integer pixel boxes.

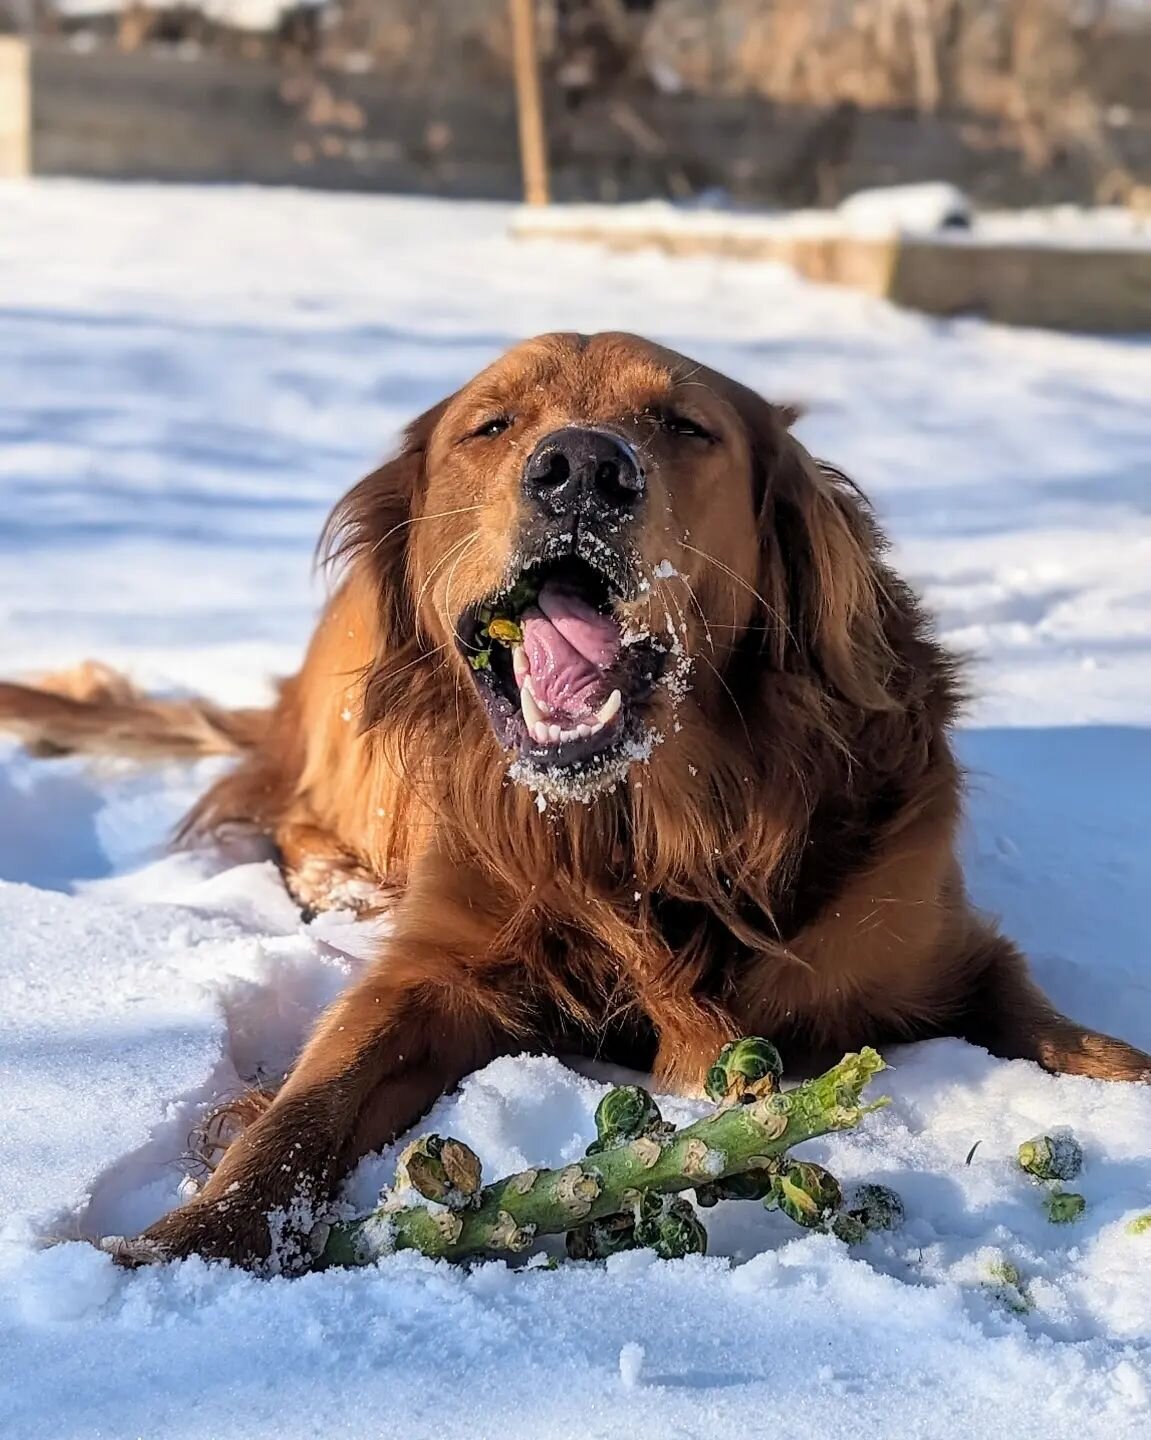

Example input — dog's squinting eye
[466,416,513,441]
[659,411,716,442]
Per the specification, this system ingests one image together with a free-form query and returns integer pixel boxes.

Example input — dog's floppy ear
[773,401,806,429]
[320,398,451,652]
[733,391,897,712]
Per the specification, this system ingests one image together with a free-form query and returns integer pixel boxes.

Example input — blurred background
[2,0,1150,209]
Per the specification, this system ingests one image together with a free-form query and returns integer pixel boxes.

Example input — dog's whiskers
[696,652,753,749]
[660,573,715,655]
[411,532,480,620]
[385,641,453,684]
[680,542,797,650]
[367,504,485,560]
[440,535,483,750]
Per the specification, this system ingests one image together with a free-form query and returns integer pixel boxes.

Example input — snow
[514,196,1151,249]
[617,1339,645,1388]
[837,181,973,231]
[55,0,305,30]
[0,178,1150,1439]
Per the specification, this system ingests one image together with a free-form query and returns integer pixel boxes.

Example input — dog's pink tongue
[520,581,621,721]
[537,582,620,667]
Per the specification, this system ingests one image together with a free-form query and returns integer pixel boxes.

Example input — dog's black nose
[522,427,644,514]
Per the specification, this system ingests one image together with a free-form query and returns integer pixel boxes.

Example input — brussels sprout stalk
[320,1046,888,1267]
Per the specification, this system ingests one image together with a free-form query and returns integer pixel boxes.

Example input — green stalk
[320,1047,887,1267]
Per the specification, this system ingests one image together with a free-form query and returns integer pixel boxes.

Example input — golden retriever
[2,331,1147,1273]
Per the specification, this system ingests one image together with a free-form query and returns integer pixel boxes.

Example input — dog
[3,331,1147,1272]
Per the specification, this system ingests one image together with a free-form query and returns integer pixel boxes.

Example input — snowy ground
[0,180,1149,1439]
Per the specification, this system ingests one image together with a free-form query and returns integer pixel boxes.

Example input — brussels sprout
[633,1188,665,1226]
[565,1212,639,1261]
[570,1193,707,1263]
[831,1213,868,1245]
[988,1259,1021,1289]
[985,1259,1032,1314]
[636,1197,708,1260]
[1017,1133,1083,1183]
[398,1135,482,1207]
[503,575,541,614]
[766,1161,843,1229]
[1043,1190,1086,1224]
[695,1166,779,1208]
[705,1037,784,1104]
[844,1182,905,1233]
[486,617,523,646]
[587,1085,665,1153]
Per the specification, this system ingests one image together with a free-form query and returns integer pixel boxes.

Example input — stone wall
[7,39,1151,207]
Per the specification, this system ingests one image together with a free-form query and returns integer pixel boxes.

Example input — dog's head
[328,332,899,805]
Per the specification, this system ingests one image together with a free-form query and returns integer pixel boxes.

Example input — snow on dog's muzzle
[456,554,666,786]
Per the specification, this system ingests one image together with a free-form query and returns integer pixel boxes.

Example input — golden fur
[2,331,1146,1271]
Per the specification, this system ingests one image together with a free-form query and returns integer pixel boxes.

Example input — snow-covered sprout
[985,1259,1033,1314]
[1017,1133,1083,1183]
[1016,1132,1087,1226]
[832,1182,906,1243]
[1043,1190,1086,1224]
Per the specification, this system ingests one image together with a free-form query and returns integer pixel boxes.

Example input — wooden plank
[508,0,550,206]
[0,38,31,179]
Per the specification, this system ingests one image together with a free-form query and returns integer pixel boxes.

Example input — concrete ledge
[511,206,1151,333]
[891,239,1151,331]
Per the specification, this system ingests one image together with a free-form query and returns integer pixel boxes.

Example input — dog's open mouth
[457,556,664,770]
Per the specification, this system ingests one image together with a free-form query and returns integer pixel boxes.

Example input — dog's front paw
[97,1233,170,1268]
[105,1193,322,1274]
[105,1200,261,1269]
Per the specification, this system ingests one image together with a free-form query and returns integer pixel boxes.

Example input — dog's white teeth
[520,680,546,729]
[512,645,529,685]
[523,688,620,747]
[595,689,622,726]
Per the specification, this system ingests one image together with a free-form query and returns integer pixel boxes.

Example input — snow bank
[55,0,304,28]
[837,181,973,232]
[514,195,1151,250]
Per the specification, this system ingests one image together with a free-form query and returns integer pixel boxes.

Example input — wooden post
[508,0,550,206]
[0,37,32,179]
